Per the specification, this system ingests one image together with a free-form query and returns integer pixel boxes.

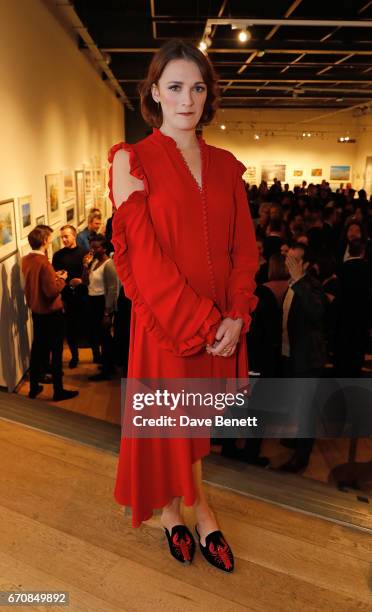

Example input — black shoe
[278,455,309,474]
[280,438,297,449]
[29,385,43,399]
[52,389,79,402]
[69,357,79,369]
[195,526,234,573]
[39,375,53,384]
[88,372,111,381]
[164,525,195,565]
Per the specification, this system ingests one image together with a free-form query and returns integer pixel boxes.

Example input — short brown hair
[88,211,102,224]
[28,224,52,249]
[60,224,77,236]
[140,39,219,128]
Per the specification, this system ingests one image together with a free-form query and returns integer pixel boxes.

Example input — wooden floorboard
[1,420,371,611]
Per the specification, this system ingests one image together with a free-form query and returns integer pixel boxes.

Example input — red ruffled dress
[108,128,258,527]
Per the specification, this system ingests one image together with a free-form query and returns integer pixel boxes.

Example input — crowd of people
[21,209,122,401]
[221,179,372,473]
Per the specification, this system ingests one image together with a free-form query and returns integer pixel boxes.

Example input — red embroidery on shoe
[173,532,191,561]
[209,538,233,570]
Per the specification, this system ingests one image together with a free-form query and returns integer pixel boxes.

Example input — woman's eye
[195,86,206,93]
[169,85,181,91]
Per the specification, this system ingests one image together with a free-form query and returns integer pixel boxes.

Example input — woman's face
[152,59,207,132]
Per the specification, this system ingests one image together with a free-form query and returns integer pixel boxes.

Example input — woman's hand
[206,317,243,357]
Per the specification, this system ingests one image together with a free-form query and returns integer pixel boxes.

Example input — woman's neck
[159,124,198,150]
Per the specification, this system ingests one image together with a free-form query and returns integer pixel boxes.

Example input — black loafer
[164,525,195,565]
[195,526,234,572]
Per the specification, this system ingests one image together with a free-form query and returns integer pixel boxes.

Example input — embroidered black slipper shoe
[195,525,234,572]
[164,525,195,565]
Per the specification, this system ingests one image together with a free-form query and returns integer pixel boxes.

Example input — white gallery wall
[0,0,124,390]
[205,108,372,191]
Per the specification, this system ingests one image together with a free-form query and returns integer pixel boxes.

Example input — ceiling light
[254,134,260,140]
[220,124,226,130]
[340,137,345,141]
[198,41,207,52]
[238,28,251,43]
[257,50,265,57]
[307,133,311,137]
[344,136,350,141]
[302,132,306,137]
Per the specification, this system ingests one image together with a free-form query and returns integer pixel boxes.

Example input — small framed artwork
[75,169,85,225]
[18,195,33,239]
[51,234,61,254]
[36,214,46,225]
[311,168,322,177]
[65,203,75,224]
[330,165,351,181]
[62,169,75,201]
[84,168,93,200]
[293,169,303,177]
[45,173,61,224]
[0,199,18,262]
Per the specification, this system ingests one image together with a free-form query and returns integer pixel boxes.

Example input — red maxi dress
[108,127,258,527]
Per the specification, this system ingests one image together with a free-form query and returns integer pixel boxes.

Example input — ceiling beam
[265,0,303,41]
[204,18,372,28]
[102,46,372,55]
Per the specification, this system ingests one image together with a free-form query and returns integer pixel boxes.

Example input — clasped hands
[206,317,243,358]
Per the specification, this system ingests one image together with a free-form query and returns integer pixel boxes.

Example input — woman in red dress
[109,39,258,572]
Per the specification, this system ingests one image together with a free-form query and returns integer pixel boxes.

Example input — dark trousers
[63,295,81,360]
[88,295,114,374]
[281,356,323,462]
[30,310,64,394]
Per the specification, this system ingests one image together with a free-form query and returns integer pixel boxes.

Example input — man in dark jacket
[279,243,327,472]
[52,225,87,368]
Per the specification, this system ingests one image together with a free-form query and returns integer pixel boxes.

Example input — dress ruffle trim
[108,145,222,356]
[108,141,149,210]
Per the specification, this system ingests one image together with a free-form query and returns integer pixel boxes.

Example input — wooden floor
[0,419,371,611]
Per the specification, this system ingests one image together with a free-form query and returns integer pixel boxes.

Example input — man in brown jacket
[22,225,79,401]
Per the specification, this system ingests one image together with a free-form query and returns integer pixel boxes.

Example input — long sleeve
[40,260,65,301]
[223,161,259,333]
[291,275,326,322]
[103,259,119,313]
[108,142,221,356]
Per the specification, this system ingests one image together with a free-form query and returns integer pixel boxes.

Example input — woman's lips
[178,112,194,115]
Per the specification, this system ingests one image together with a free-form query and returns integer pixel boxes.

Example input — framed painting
[36,214,46,225]
[330,165,351,181]
[0,199,18,262]
[75,169,85,225]
[311,168,322,177]
[261,163,286,183]
[45,173,61,224]
[65,203,75,224]
[18,195,33,239]
[84,168,93,200]
[62,169,75,201]
[51,234,61,254]
[293,169,303,177]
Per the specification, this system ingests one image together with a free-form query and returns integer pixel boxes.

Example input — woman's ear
[151,83,159,103]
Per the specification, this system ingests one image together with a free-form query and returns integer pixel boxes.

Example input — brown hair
[28,224,52,249]
[139,39,219,128]
[268,253,290,281]
[60,224,77,236]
